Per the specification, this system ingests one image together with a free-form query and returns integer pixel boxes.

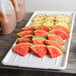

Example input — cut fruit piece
[55,21,70,29]
[34,30,48,37]
[33,35,47,41]
[30,23,42,28]
[49,29,69,40]
[20,43,33,47]
[48,34,64,46]
[47,46,63,58]
[32,38,45,45]
[23,35,33,39]
[31,45,47,58]
[22,26,35,31]
[36,26,51,32]
[45,40,64,53]
[52,26,70,33]
[13,43,32,56]
[17,38,31,43]
[17,31,33,38]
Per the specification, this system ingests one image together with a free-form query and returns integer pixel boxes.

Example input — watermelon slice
[34,30,48,37]
[36,26,51,32]
[52,26,70,33]
[23,35,33,39]
[45,40,64,53]
[13,43,33,56]
[47,46,63,58]
[17,31,33,38]
[22,26,35,31]
[49,29,69,40]
[33,35,47,40]
[55,22,70,29]
[17,38,31,43]
[32,38,45,45]
[48,34,64,46]
[31,45,47,58]
[32,35,47,44]
[20,43,33,47]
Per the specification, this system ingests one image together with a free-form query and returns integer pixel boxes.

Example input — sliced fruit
[20,43,33,47]
[49,29,69,40]
[32,38,45,45]
[23,35,33,39]
[45,40,64,53]
[13,43,32,56]
[22,26,35,31]
[33,35,47,41]
[30,23,42,28]
[48,34,64,46]
[47,46,63,58]
[17,38,31,43]
[31,45,47,58]
[17,31,33,38]
[55,22,70,29]
[36,26,51,32]
[52,26,70,33]
[34,30,48,37]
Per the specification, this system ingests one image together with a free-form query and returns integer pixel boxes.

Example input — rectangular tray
[2,11,75,70]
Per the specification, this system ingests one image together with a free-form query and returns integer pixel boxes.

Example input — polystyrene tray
[2,11,75,70]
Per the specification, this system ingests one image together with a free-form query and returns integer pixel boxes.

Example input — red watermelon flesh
[17,31,33,38]
[47,46,63,58]
[22,26,35,31]
[48,34,64,46]
[49,29,69,40]
[52,26,70,33]
[45,40,64,53]
[32,38,45,45]
[23,35,33,39]
[34,30,48,37]
[36,26,51,32]
[13,43,32,56]
[31,45,47,58]
[17,38,31,43]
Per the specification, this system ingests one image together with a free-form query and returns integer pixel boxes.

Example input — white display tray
[2,11,75,70]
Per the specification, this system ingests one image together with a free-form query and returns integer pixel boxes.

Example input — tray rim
[2,11,76,70]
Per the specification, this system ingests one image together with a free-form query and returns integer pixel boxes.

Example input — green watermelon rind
[17,38,31,41]
[22,26,35,31]
[32,38,45,42]
[17,31,33,35]
[34,30,48,37]
[34,30,48,34]
[47,46,63,54]
[48,34,64,42]
[36,25,51,31]
[32,35,47,41]
[45,40,65,53]
[49,29,69,36]
[31,45,46,48]
[52,25,70,33]
[55,24,70,29]
[12,43,33,48]
[49,29,69,40]
[22,35,33,38]
[45,40,62,46]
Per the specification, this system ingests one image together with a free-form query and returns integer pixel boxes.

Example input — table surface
[0,13,76,74]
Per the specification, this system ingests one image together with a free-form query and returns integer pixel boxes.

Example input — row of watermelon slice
[13,25,70,58]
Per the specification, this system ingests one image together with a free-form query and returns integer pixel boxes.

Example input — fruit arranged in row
[13,23,70,58]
